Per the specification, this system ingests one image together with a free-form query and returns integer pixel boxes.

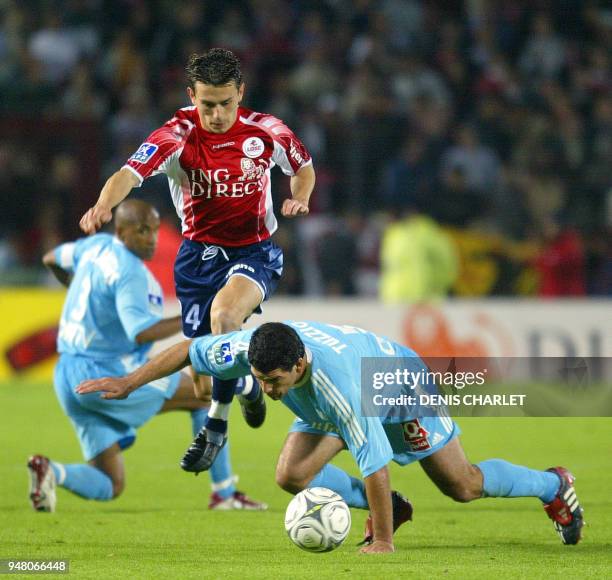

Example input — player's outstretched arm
[42,249,72,287]
[79,168,140,234]
[360,465,395,554]
[76,340,193,399]
[282,164,315,217]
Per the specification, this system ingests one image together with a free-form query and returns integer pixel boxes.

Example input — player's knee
[440,468,482,503]
[111,477,125,498]
[210,307,242,334]
[443,484,478,503]
[275,468,308,494]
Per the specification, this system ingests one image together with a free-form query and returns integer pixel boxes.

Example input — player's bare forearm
[79,168,140,234]
[361,466,395,554]
[76,340,193,399]
[282,164,315,217]
[135,316,183,344]
[42,250,72,287]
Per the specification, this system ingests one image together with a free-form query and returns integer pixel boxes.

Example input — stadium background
[0,1,610,577]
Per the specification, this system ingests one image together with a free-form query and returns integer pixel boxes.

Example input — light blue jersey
[55,233,162,369]
[52,233,179,460]
[189,321,459,478]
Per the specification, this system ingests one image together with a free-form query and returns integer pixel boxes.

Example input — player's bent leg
[89,443,125,498]
[275,432,345,494]
[210,274,263,334]
[29,444,120,508]
[209,275,266,429]
[419,438,483,503]
[191,369,212,402]
[161,372,209,412]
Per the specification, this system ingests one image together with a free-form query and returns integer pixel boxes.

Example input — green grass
[1,381,611,579]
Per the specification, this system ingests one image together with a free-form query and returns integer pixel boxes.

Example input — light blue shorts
[54,354,180,461]
[289,414,460,466]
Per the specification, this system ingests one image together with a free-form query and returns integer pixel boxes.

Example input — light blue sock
[308,464,368,509]
[50,462,113,501]
[191,408,235,499]
[477,459,560,502]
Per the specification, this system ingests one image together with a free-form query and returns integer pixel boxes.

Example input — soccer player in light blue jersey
[77,320,584,553]
[28,200,266,513]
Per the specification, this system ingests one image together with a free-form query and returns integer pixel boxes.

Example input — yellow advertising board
[0,288,66,381]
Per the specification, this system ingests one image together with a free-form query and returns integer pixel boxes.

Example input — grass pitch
[1,381,611,579]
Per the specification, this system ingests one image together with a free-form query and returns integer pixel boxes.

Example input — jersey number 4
[185,304,201,332]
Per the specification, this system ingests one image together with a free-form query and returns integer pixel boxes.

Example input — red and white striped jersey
[123,106,312,246]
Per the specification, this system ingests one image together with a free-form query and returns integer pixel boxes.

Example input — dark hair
[185,48,242,89]
[248,323,305,373]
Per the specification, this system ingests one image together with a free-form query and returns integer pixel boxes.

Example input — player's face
[119,212,161,261]
[251,358,307,401]
[188,81,244,133]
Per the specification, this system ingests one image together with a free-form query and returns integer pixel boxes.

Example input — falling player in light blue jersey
[77,320,584,553]
[28,200,266,513]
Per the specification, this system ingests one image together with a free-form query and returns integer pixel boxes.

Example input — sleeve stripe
[441,415,453,433]
[313,369,366,447]
[314,369,354,419]
[312,377,364,448]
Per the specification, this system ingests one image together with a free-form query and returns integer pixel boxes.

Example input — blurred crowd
[0,0,610,297]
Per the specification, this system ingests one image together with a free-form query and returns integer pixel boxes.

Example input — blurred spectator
[440,124,500,193]
[28,12,82,85]
[380,209,458,303]
[519,13,566,81]
[288,43,338,106]
[317,213,360,296]
[584,227,612,296]
[436,166,487,227]
[62,62,108,120]
[534,217,586,297]
[378,135,435,211]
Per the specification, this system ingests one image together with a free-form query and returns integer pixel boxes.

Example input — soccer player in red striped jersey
[80,48,315,500]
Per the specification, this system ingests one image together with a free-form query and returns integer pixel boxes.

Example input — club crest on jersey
[214,341,234,365]
[130,143,158,163]
[242,137,264,158]
[401,418,431,451]
[239,158,266,182]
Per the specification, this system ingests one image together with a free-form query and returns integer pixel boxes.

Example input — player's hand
[76,377,132,399]
[281,199,309,218]
[359,540,395,554]
[79,204,113,234]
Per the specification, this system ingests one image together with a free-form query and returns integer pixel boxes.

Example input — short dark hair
[248,323,305,373]
[185,48,242,89]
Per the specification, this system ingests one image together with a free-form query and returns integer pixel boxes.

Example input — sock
[50,461,113,501]
[308,464,368,509]
[234,375,260,401]
[205,378,239,437]
[477,459,560,502]
[191,408,236,499]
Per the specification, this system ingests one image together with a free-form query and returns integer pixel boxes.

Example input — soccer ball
[284,487,351,553]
